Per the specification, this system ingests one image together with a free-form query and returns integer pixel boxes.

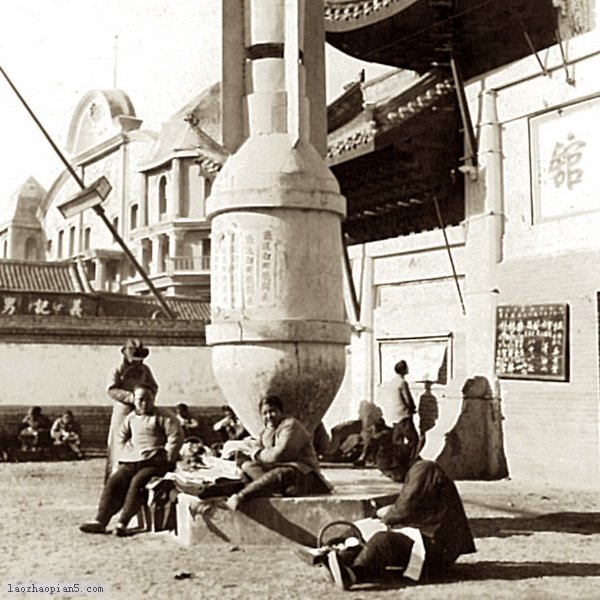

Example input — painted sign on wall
[495,304,569,381]
[530,96,600,222]
[0,292,95,318]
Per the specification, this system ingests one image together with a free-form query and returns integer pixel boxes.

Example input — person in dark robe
[302,437,476,590]
[105,339,158,481]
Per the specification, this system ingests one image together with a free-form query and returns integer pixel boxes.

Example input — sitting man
[18,406,52,453]
[213,405,248,442]
[225,395,330,510]
[79,384,184,537]
[50,410,84,459]
[175,403,200,438]
[304,438,476,590]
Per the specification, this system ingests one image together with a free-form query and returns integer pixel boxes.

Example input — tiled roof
[96,293,211,322]
[142,82,227,172]
[0,260,85,293]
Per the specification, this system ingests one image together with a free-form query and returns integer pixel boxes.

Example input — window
[57,230,64,259]
[46,239,52,257]
[158,176,168,216]
[130,204,138,230]
[68,226,76,256]
[83,227,91,250]
[3,240,7,258]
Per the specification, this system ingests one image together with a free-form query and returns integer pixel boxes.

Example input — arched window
[68,226,76,256]
[57,230,64,259]
[83,227,91,250]
[158,176,168,217]
[130,204,139,230]
[24,237,39,260]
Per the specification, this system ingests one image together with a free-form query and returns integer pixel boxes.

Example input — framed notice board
[494,304,569,381]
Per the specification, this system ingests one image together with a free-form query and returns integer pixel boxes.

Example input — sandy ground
[0,459,599,600]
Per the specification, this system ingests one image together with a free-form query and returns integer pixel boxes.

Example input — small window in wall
[57,230,64,259]
[377,335,452,385]
[130,204,139,230]
[3,240,8,258]
[68,226,76,257]
[83,227,91,250]
[46,239,52,257]
[158,176,168,216]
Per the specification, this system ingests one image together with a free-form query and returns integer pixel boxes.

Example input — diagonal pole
[0,65,175,318]
[433,196,466,315]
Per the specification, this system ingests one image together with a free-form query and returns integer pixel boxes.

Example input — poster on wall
[494,304,569,381]
[529,95,600,222]
[378,336,451,385]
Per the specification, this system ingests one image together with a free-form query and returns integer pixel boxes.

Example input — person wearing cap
[105,339,159,480]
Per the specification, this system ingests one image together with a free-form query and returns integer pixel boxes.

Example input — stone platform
[175,467,399,546]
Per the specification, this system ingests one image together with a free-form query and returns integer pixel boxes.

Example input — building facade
[29,86,226,301]
[324,0,599,488]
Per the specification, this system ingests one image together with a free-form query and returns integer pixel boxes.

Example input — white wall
[0,343,227,408]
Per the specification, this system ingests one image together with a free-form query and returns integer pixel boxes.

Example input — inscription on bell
[213,227,284,313]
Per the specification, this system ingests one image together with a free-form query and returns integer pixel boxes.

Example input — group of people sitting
[75,339,474,591]
[11,406,84,460]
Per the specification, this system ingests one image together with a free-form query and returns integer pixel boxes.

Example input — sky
[0,0,391,211]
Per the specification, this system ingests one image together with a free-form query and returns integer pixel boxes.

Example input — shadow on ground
[353,561,600,592]
[470,512,600,538]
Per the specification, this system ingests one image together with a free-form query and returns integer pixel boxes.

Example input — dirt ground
[0,459,598,600]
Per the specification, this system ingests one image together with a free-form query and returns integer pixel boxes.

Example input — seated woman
[225,395,331,510]
[300,439,476,590]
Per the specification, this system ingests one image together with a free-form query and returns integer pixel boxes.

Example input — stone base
[175,467,399,546]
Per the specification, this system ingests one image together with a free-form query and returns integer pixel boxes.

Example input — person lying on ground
[79,384,183,537]
[50,410,84,459]
[225,395,331,510]
[298,442,476,590]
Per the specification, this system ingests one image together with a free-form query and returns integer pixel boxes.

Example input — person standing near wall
[376,360,419,460]
[105,339,158,480]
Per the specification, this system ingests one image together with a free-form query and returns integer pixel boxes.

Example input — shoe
[225,493,243,511]
[113,523,130,537]
[79,521,107,534]
[326,550,357,590]
[293,545,329,566]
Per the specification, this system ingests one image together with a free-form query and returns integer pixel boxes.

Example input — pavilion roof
[324,0,570,81]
